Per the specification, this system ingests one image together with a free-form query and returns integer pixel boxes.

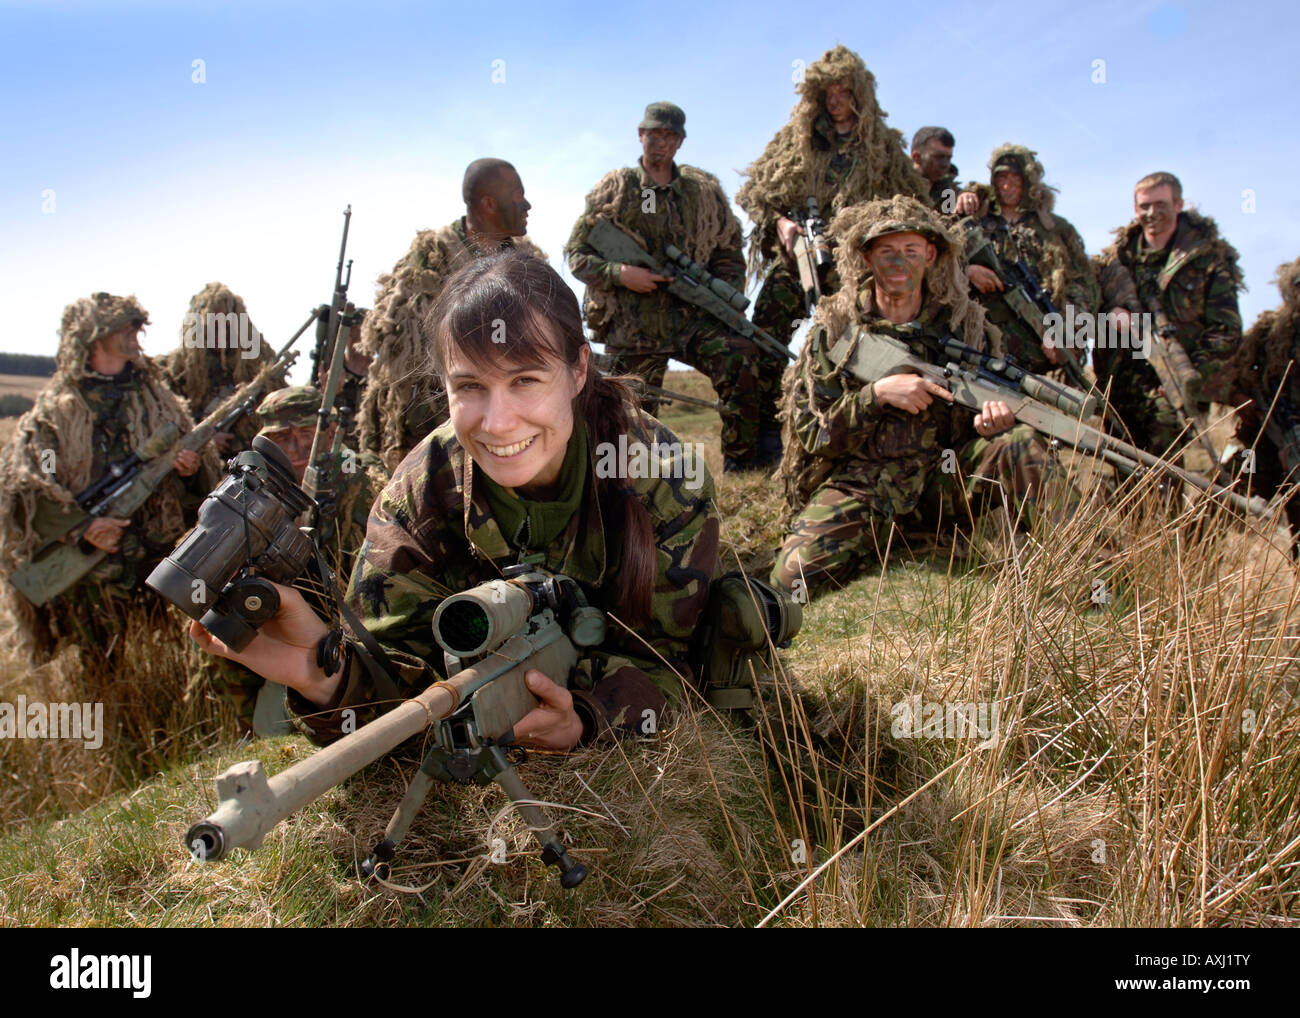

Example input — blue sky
[2,0,1297,380]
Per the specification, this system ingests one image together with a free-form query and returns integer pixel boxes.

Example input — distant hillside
[0,352,55,376]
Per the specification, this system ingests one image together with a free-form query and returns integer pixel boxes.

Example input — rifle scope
[433,581,538,658]
[663,243,750,312]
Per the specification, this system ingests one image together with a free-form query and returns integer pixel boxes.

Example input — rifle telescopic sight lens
[437,600,491,656]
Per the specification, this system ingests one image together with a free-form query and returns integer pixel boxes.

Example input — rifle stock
[791,196,832,315]
[1143,297,1221,465]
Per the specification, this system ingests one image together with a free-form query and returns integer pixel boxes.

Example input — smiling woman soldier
[190,250,723,749]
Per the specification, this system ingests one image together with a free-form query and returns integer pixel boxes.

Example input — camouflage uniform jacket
[1093,210,1244,405]
[288,412,720,746]
[783,290,986,517]
[565,160,745,352]
[15,365,210,595]
[964,198,1099,372]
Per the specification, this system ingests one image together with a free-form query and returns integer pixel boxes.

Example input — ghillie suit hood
[776,197,995,513]
[157,282,275,415]
[736,44,929,281]
[966,143,1092,311]
[1238,255,1300,394]
[0,293,219,661]
[357,220,545,471]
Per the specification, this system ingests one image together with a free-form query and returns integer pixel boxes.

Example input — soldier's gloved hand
[619,264,672,293]
[967,265,1004,294]
[776,216,801,256]
[874,373,955,414]
[82,517,130,552]
[510,670,583,751]
[954,192,980,215]
[174,448,201,476]
[974,400,1015,438]
[189,582,341,705]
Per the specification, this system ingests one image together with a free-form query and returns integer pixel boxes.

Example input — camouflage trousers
[752,258,843,439]
[771,424,1052,593]
[604,319,769,463]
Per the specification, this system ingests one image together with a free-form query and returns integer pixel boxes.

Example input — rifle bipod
[358,711,588,889]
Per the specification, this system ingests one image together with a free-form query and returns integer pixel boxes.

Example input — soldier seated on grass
[772,197,1058,597]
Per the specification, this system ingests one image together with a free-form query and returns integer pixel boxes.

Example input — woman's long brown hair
[425,249,657,625]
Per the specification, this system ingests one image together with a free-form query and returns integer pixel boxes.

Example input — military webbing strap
[705,687,755,710]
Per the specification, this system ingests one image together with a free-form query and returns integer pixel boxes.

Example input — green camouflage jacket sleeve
[287,414,719,745]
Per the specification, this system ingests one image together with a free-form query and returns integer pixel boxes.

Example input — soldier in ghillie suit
[955,144,1100,377]
[1227,256,1300,538]
[193,251,722,750]
[771,197,1057,596]
[1093,171,1245,456]
[206,385,389,731]
[911,126,960,211]
[358,158,543,472]
[0,293,220,665]
[736,45,930,453]
[157,282,284,456]
[566,102,774,472]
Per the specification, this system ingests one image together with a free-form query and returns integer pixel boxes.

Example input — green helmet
[257,385,320,432]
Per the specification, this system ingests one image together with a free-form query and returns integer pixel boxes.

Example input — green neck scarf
[480,421,588,552]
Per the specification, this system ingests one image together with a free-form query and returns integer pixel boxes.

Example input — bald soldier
[773,198,1057,596]
[358,159,544,470]
[1092,171,1245,458]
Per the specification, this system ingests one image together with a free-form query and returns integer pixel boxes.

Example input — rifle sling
[338,596,406,705]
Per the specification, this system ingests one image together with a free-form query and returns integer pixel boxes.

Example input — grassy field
[2,370,1299,927]
[0,373,47,446]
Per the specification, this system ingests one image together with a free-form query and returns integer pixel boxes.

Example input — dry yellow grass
[3,381,1300,927]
